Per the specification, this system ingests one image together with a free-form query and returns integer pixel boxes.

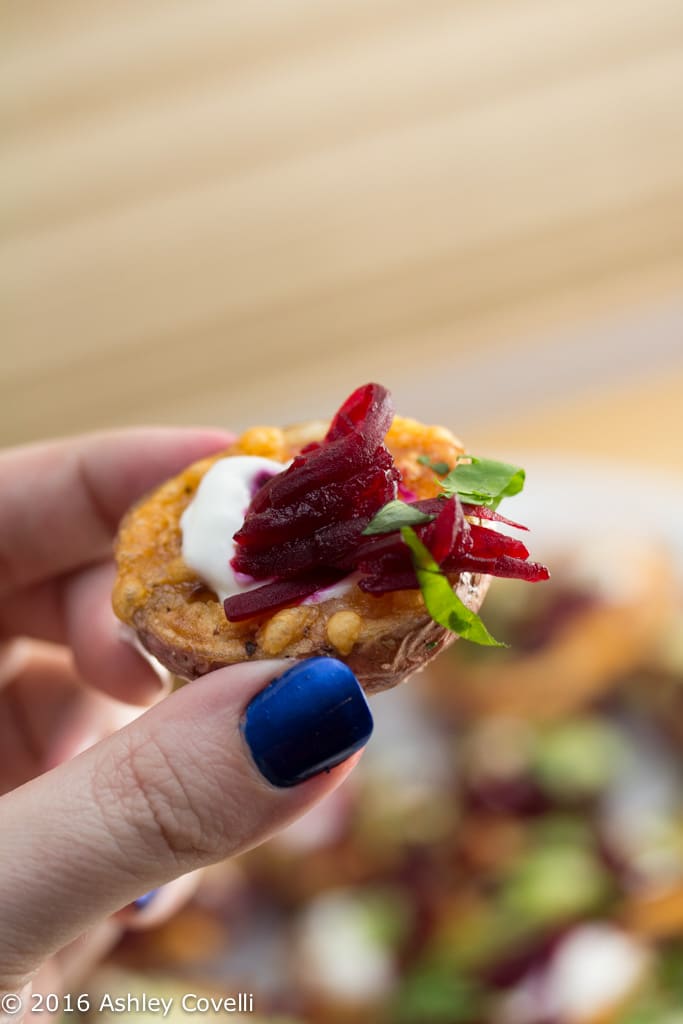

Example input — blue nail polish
[242,657,373,788]
[133,888,159,910]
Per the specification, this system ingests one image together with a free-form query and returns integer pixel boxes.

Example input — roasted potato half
[113,415,490,694]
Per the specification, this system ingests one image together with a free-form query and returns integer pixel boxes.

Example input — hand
[0,429,372,1019]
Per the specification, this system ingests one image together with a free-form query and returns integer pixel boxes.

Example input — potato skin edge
[130,575,490,694]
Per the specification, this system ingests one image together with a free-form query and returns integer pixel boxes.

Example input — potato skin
[112,416,490,693]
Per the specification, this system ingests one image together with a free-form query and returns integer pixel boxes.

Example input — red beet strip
[224,383,549,621]
[224,574,344,622]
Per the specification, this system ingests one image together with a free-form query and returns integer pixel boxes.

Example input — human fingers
[0,657,373,997]
[0,563,169,706]
[26,921,123,1022]
[0,640,139,793]
[64,561,171,705]
[0,427,233,600]
[115,870,203,932]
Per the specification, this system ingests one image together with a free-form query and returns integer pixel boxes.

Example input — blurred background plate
[500,456,683,571]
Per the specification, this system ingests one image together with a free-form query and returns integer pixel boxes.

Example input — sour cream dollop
[180,455,286,603]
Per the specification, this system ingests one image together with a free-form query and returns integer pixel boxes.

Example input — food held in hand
[113,384,547,691]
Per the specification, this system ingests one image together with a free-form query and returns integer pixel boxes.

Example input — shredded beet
[462,503,529,531]
[443,552,550,583]
[223,573,345,623]
[224,383,548,622]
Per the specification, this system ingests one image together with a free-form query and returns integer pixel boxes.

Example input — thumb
[0,657,373,989]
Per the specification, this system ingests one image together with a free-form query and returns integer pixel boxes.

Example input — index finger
[0,427,234,598]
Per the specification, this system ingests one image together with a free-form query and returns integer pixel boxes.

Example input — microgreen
[400,527,505,646]
[363,500,435,536]
[440,456,525,510]
[417,455,452,476]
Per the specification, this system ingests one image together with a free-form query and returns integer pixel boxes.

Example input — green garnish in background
[391,961,485,1023]
[400,528,505,647]
[416,454,451,476]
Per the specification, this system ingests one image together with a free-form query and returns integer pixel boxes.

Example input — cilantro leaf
[441,457,525,510]
[417,455,451,476]
[400,527,505,646]
[363,500,435,536]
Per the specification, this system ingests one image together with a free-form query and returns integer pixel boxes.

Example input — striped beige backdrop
[2,0,683,469]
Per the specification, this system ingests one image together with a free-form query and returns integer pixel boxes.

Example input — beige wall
[3,0,683,471]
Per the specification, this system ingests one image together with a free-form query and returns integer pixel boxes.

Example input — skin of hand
[0,428,369,1020]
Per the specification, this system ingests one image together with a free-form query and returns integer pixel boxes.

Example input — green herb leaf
[441,457,525,509]
[363,500,435,536]
[400,527,506,646]
[416,454,452,476]
[392,963,484,1023]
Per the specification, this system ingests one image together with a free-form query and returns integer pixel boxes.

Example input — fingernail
[133,888,159,910]
[242,657,373,788]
